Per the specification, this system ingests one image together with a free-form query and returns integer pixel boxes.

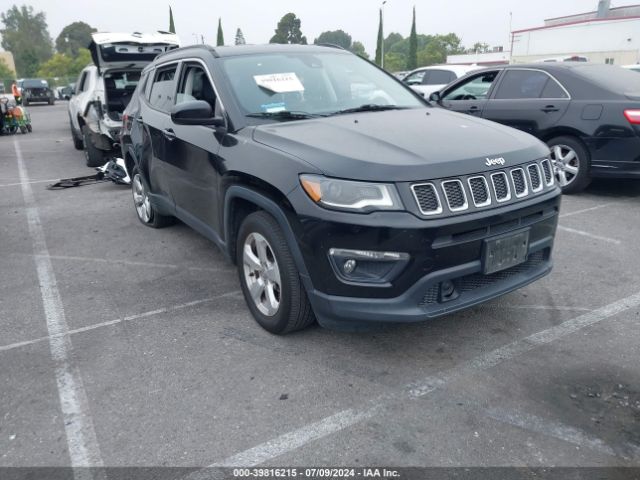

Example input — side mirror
[171,100,224,127]
[429,91,441,102]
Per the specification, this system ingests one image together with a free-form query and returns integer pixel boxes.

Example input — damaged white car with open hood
[68,31,180,167]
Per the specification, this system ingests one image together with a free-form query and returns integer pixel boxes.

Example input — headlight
[300,174,403,212]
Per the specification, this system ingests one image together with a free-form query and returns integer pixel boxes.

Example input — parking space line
[485,407,639,461]
[488,304,592,312]
[559,203,613,219]
[14,137,105,471]
[206,290,640,467]
[557,225,621,245]
[0,178,59,188]
[0,292,242,354]
[41,253,232,273]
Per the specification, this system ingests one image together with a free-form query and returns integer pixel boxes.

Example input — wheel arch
[540,127,588,145]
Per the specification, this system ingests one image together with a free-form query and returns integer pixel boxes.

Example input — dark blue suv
[121,44,560,334]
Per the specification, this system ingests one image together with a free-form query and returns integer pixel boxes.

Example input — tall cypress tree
[407,6,417,70]
[168,6,175,33]
[216,18,224,46]
[375,9,383,66]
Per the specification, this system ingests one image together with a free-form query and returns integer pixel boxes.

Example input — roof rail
[154,43,219,61]
[316,43,347,51]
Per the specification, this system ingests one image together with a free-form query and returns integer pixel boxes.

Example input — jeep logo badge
[486,157,506,167]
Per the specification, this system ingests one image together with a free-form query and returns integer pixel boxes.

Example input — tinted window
[149,64,178,112]
[494,70,548,99]
[425,70,455,85]
[443,71,498,100]
[76,72,88,93]
[541,77,568,98]
[404,70,426,85]
[23,79,49,88]
[176,64,217,111]
[575,64,640,93]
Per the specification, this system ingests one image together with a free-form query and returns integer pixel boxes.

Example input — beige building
[0,50,17,76]
[511,1,640,65]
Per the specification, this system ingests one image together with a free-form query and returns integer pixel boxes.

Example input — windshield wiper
[329,104,407,116]
[246,111,325,120]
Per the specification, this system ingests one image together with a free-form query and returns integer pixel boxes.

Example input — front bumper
[289,187,560,326]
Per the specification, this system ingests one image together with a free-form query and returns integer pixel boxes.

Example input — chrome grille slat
[491,172,511,202]
[527,164,543,193]
[442,179,469,212]
[511,168,528,198]
[467,176,491,207]
[411,183,443,215]
[541,159,554,186]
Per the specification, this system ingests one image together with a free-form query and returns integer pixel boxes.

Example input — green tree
[0,58,15,85]
[169,6,175,33]
[270,13,307,44]
[383,52,407,72]
[374,9,383,66]
[315,29,352,49]
[467,42,490,54]
[349,41,369,59]
[0,5,53,77]
[216,18,224,46]
[416,33,465,66]
[384,32,403,54]
[235,28,246,45]
[71,48,91,75]
[55,21,96,56]
[407,7,417,70]
[37,53,72,77]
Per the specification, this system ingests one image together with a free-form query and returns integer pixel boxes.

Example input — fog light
[328,248,410,285]
[343,259,357,274]
[440,280,459,302]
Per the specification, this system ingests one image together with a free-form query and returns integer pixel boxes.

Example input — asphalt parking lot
[1,103,640,473]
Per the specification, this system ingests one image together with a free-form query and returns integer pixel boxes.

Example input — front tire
[236,211,316,334]
[131,168,174,228]
[82,126,106,167]
[70,119,83,149]
[547,136,591,194]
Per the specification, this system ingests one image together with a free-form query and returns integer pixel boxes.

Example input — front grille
[511,168,528,197]
[410,159,553,218]
[468,176,490,207]
[411,183,442,215]
[491,172,510,202]
[419,251,546,306]
[541,159,554,186]
[527,164,542,192]
[442,180,468,211]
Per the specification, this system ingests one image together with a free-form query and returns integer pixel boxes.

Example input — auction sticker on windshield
[254,72,305,93]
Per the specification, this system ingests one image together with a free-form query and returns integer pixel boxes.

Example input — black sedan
[429,63,640,193]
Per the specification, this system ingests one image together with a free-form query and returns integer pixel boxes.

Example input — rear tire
[131,168,174,228]
[547,135,591,194]
[82,126,106,167]
[236,211,316,334]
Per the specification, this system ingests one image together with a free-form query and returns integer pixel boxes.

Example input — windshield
[22,79,49,89]
[220,51,424,119]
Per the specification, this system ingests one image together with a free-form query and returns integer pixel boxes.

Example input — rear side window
[575,64,640,93]
[494,70,549,99]
[149,64,178,112]
[76,72,88,93]
[541,77,569,98]
[425,70,456,85]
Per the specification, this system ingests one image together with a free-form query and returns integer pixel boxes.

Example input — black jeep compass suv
[121,44,561,334]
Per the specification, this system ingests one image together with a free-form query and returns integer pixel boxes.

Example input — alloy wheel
[550,144,580,187]
[132,174,152,223]
[242,232,282,317]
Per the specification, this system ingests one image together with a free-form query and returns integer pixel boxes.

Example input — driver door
[438,70,502,117]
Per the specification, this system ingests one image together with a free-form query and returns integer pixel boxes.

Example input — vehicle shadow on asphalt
[585,178,640,198]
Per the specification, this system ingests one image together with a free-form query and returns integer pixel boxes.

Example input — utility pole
[381,1,387,69]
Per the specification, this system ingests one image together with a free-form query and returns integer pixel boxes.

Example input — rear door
[481,68,571,137]
[438,70,501,117]
[165,61,225,231]
[140,62,180,200]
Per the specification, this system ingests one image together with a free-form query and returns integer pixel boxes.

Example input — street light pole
[381,1,387,69]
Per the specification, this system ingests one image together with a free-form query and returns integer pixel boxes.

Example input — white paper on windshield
[254,73,305,93]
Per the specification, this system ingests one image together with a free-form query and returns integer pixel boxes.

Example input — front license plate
[482,230,530,274]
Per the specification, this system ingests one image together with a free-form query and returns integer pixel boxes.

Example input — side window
[494,70,549,99]
[149,64,178,112]
[541,77,569,98]
[443,71,498,100]
[176,64,217,111]
[404,70,426,85]
[425,70,455,85]
[76,72,87,94]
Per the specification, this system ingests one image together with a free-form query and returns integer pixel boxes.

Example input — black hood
[252,108,549,182]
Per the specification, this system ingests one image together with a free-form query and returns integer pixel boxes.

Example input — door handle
[162,128,176,141]
[467,106,480,114]
[541,105,559,113]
